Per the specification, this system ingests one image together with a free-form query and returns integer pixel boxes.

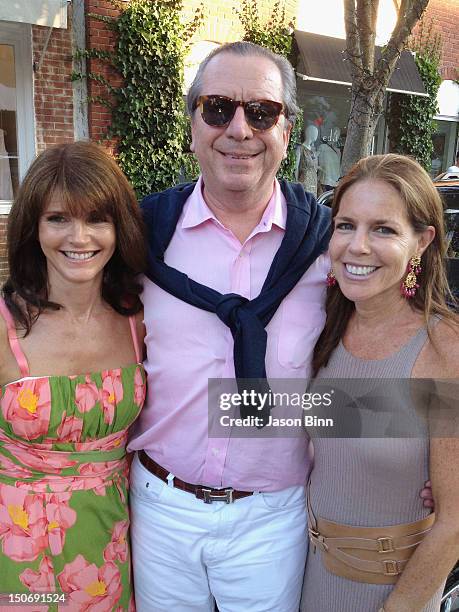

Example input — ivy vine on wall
[235,0,303,181]
[74,0,203,198]
[386,19,442,172]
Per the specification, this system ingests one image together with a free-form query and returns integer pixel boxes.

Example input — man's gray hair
[186,41,299,126]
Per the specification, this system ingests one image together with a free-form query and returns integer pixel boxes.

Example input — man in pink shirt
[128,42,330,611]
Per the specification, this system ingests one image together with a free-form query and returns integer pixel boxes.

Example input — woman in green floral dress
[0,142,147,611]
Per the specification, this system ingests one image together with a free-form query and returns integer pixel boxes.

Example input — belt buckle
[377,536,395,553]
[383,559,399,576]
[308,527,328,552]
[201,487,234,504]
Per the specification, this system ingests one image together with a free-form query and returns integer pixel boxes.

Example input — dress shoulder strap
[0,298,30,378]
[128,315,142,363]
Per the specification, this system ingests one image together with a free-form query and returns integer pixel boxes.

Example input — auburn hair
[312,153,456,375]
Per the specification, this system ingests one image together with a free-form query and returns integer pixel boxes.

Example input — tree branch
[375,0,429,85]
[356,0,379,72]
[344,0,363,73]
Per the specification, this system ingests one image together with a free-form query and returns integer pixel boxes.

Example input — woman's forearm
[383,520,459,612]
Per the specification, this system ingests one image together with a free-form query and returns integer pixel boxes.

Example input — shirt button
[212,448,219,456]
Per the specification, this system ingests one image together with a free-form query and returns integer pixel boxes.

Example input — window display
[296,124,319,196]
[430,120,459,178]
[296,81,349,193]
[0,44,17,202]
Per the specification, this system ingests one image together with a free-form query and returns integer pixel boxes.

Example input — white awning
[0,1,68,29]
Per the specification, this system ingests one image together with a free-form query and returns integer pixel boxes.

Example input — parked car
[442,563,459,612]
[434,171,459,185]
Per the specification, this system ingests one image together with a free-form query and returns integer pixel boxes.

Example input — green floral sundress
[0,305,146,612]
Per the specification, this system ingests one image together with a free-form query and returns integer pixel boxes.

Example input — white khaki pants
[130,453,308,612]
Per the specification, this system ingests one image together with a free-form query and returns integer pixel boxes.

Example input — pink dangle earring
[401,255,422,298]
[326,269,337,287]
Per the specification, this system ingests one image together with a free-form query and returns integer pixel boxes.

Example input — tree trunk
[341,84,385,175]
[340,0,431,177]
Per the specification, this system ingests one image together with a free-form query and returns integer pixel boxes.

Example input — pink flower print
[75,377,100,413]
[1,379,51,440]
[129,594,136,612]
[45,495,77,555]
[114,475,127,505]
[57,412,84,442]
[0,485,48,562]
[20,554,56,592]
[16,477,91,494]
[3,442,77,474]
[101,371,124,425]
[133,367,145,408]
[0,453,33,479]
[103,520,129,563]
[74,430,127,453]
[6,605,48,612]
[78,462,112,477]
[58,555,122,611]
[78,462,117,496]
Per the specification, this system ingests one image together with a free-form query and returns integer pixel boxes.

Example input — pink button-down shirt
[128,178,329,491]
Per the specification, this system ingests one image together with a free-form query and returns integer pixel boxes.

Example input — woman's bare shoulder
[416,316,459,378]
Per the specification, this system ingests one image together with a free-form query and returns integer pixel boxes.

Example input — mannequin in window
[296,124,319,196]
[0,125,13,201]
[317,127,341,193]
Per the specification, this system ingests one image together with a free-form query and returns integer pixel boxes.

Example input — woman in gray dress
[302,154,459,612]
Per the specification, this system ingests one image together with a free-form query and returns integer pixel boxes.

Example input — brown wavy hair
[312,153,456,375]
[2,141,147,334]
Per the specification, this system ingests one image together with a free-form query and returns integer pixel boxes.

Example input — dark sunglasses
[194,95,284,132]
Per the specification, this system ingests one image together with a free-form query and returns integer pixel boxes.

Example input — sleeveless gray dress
[301,325,443,612]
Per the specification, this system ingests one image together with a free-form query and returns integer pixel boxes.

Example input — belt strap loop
[166,473,175,487]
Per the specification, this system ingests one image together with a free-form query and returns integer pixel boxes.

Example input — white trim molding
[0,0,67,29]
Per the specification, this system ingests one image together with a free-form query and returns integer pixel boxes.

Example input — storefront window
[296,81,350,194]
[0,44,17,201]
[298,83,350,146]
[0,22,35,212]
[430,119,459,177]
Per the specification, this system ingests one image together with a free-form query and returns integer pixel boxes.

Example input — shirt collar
[181,177,214,229]
[181,176,287,232]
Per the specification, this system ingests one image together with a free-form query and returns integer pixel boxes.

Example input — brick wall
[85,0,123,150]
[414,0,459,80]
[33,24,75,152]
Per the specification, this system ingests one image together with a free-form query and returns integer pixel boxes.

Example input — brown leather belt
[138,450,254,504]
[307,480,435,584]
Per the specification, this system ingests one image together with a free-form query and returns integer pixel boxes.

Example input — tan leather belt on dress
[138,450,254,504]
[307,481,435,584]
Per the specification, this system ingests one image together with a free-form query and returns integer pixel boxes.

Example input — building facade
[0,0,458,282]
